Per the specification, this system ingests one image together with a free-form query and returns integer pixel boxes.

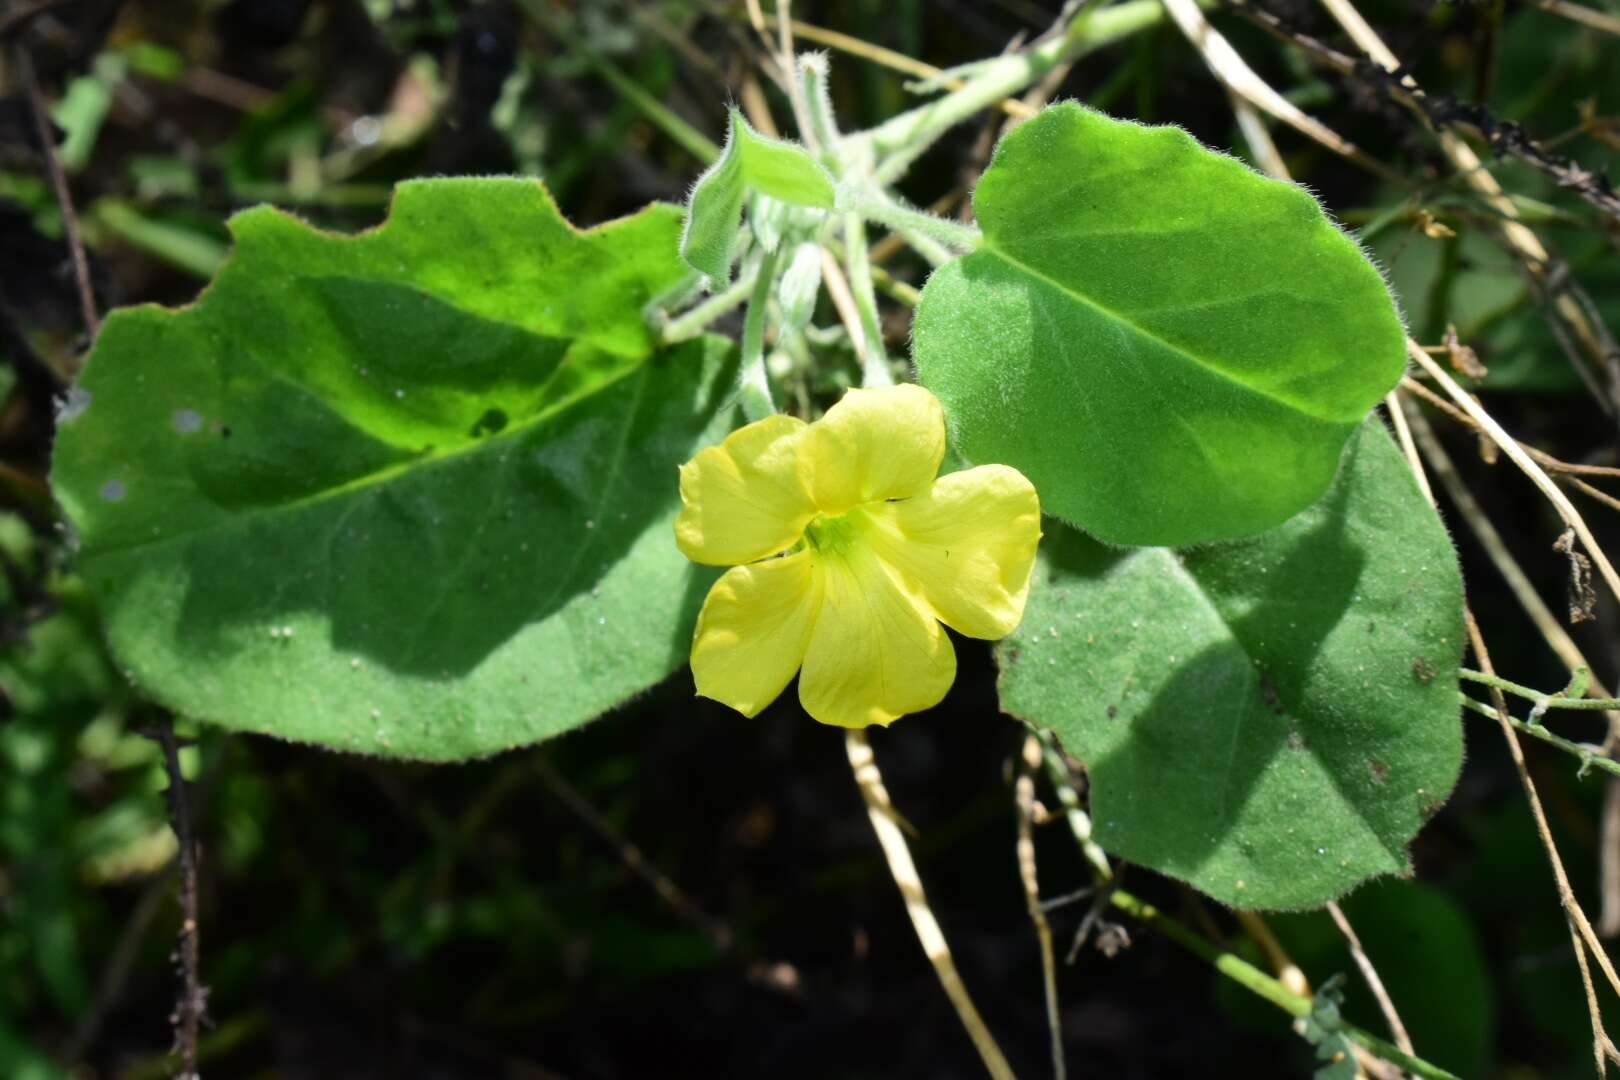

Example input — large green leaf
[998,420,1464,908]
[914,104,1406,547]
[51,178,737,761]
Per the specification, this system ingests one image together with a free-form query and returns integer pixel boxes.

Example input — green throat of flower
[803,512,864,557]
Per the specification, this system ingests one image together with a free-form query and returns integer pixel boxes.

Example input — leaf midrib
[980,243,1335,422]
[81,358,649,561]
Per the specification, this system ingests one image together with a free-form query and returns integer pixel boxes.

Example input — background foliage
[3,0,1619,1076]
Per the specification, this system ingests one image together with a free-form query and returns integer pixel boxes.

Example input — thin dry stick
[1227,88,1289,180]
[1317,0,1545,262]
[1317,0,1614,381]
[846,730,1018,1080]
[1406,341,1620,613]
[1400,375,1620,482]
[148,722,204,1080]
[1385,392,1437,504]
[1467,611,1620,1073]
[62,868,175,1063]
[1410,389,1620,936]
[1327,901,1415,1058]
[1235,911,1310,998]
[1535,0,1620,39]
[1605,780,1620,937]
[1404,381,1620,915]
[1568,475,1620,516]
[753,12,1035,118]
[1399,395,1620,717]
[771,1,817,153]
[1016,734,1065,1080]
[535,761,734,952]
[819,249,873,366]
[1390,395,1620,1069]
[13,44,99,339]
[0,0,75,39]
[1158,0,1398,181]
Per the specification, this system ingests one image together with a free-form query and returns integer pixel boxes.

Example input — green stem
[546,14,718,164]
[1459,694,1620,778]
[1459,668,1619,710]
[1038,735,1112,878]
[1107,890,1461,1080]
[799,52,842,159]
[661,270,756,344]
[1034,723,1460,1079]
[843,215,892,389]
[739,245,783,420]
[853,0,1172,185]
[844,188,981,253]
[871,264,920,308]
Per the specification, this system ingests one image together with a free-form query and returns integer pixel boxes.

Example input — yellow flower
[674,384,1042,728]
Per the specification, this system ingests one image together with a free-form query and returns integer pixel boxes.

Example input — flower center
[804,512,860,557]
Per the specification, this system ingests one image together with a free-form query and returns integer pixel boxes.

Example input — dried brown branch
[1327,901,1415,1059]
[144,720,206,1080]
[1016,734,1065,1080]
[534,760,734,952]
[846,730,1017,1080]
[0,0,75,39]
[12,42,99,340]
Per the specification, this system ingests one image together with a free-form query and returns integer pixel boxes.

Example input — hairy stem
[738,244,783,421]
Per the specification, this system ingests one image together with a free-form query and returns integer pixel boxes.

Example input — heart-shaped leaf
[998,419,1464,908]
[681,108,836,286]
[52,178,737,761]
[914,104,1406,547]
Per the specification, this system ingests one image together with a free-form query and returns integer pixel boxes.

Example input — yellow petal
[860,465,1041,639]
[799,384,945,515]
[798,545,956,728]
[691,550,822,717]
[675,414,817,566]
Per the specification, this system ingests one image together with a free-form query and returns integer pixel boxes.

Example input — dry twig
[846,730,1017,1080]
[1406,342,1620,612]
[1327,901,1415,1059]
[145,721,206,1080]
[535,760,734,952]
[13,43,99,339]
[1016,734,1065,1080]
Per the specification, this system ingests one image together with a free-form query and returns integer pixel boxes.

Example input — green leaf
[914,103,1406,547]
[998,420,1464,908]
[52,178,738,761]
[680,108,836,286]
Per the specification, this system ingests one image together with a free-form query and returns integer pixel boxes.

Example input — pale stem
[1037,731,1462,1079]
[1326,901,1415,1058]
[1015,734,1066,1080]
[840,215,893,388]
[798,51,842,158]
[1457,695,1620,779]
[1395,368,1620,1065]
[843,188,981,253]
[845,730,1017,1080]
[855,1,1171,186]
[1318,0,1613,376]
[1160,0,1393,180]
[661,271,756,344]
[1407,341,1620,611]
[738,244,783,421]
[1400,395,1620,744]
